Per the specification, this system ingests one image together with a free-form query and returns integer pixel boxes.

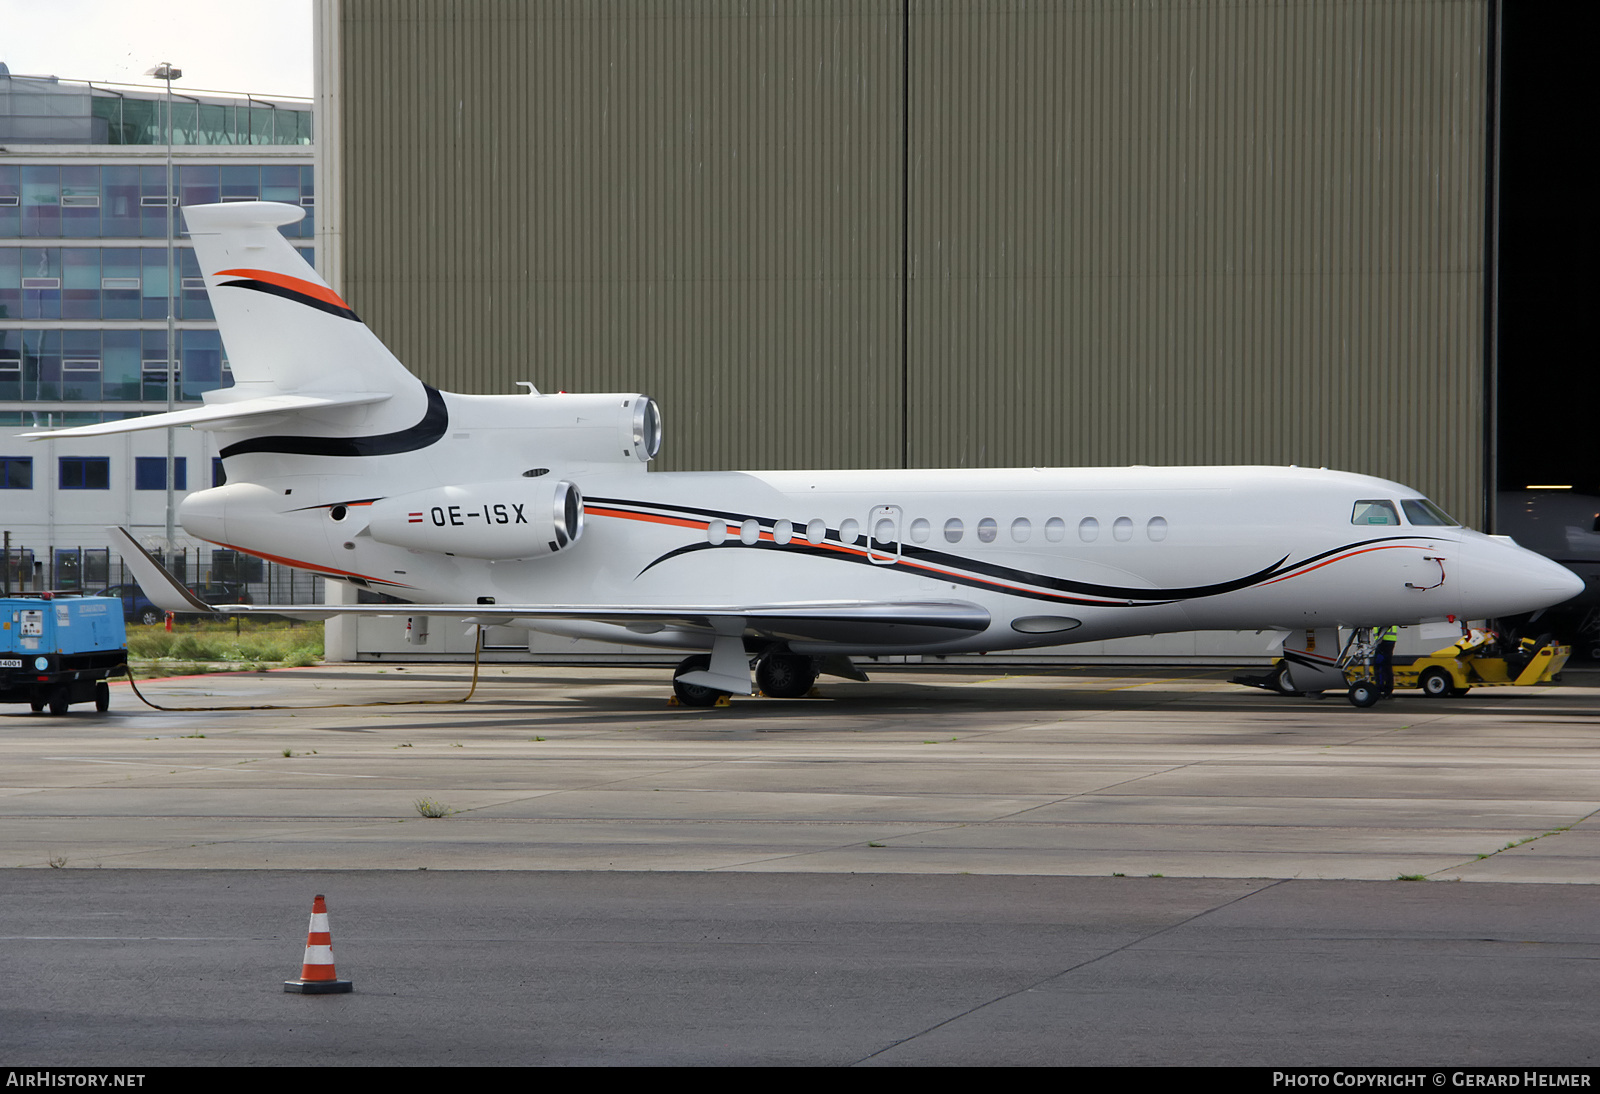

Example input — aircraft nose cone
[1549,558,1587,602]
[1467,537,1584,617]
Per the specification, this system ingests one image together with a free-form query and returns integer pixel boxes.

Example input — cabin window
[1079,517,1099,543]
[1352,500,1399,526]
[1044,517,1066,542]
[1400,499,1458,527]
[976,517,998,543]
[806,518,826,545]
[707,519,728,545]
[1112,516,1133,542]
[839,518,860,545]
[908,517,931,543]
[873,518,895,546]
[944,518,964,543]
[1147,516,1168,541]
[772,519,793,545]
[1011,517,1032,543]
[739,519,760,544]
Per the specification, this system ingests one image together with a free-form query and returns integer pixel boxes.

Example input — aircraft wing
[108,528,990,646]
[19,391,393,439]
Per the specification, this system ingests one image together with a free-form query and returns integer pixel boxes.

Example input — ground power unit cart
[1,596,128,714]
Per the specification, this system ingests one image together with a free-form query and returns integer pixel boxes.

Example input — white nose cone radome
[1457,535,1585,619]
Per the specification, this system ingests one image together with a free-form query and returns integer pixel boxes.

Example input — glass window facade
[0,74,311,147]
[1,75,312,427]
[0,245,312,323]
[0,327,247,404]
[0,165,314,239]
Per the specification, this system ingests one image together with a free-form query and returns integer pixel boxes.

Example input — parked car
[92,582,253,624]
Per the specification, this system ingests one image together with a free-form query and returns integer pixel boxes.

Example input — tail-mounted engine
[363,478,584,561]
[502,393,663,466]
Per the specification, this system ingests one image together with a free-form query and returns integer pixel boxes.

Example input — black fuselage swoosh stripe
[593,495,1285,602]
[217,277,362,322]
[591,497,1441,606]
[638,539,1174,607]
[219,384,448,459]
[1258,536,1438,582]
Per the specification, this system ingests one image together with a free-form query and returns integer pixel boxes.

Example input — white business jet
[25,202,1582,707]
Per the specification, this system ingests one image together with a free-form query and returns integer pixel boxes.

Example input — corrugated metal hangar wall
[324,0,1491,526]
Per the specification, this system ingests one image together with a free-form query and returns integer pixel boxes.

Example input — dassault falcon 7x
[25,202,1582,706]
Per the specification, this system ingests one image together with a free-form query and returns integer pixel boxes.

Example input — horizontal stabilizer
[21,391,393,440]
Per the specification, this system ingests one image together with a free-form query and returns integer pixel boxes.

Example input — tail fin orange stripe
[215,267,353,312]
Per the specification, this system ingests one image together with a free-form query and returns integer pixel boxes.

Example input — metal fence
[1,542,323,610]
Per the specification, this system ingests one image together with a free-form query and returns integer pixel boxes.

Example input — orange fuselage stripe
[204,537,406,586]
[1261,543,1425,586]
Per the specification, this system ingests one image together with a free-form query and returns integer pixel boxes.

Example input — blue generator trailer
[1,596,128,714]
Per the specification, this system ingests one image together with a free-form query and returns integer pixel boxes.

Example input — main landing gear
[754,653,818,699]
[671,655,724,708]
[671,650,821,707]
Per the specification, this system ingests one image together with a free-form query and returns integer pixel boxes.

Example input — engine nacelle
[488,392,663,467]
[363,479,583,561]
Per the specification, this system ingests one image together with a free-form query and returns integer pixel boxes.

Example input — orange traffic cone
[283,894,353,994]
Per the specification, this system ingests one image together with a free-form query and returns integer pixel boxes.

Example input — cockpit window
[1400,498,1458,526]
[1351,500,1400,526]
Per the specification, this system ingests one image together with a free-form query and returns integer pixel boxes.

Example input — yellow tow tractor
[1394,628,1570,698]
[1236,627,1570,706]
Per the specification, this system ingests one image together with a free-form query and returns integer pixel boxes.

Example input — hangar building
[312,0,1503,662]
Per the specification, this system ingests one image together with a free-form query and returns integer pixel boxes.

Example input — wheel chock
[714,694,732,707]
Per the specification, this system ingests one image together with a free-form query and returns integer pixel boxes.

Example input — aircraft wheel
[48,688,70,716]
[1419,667,1454,698]
[139,608,163,626]
[672,655,726,708]
[1272,663,1301,696]
[1347,682,1381,708]
[95,681,111,712]
[756,653,816,699]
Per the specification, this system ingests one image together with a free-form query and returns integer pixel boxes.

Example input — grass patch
[415,798,455,818]
[126,620,323,676]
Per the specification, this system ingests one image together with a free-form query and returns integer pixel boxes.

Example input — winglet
[108,527,216,615]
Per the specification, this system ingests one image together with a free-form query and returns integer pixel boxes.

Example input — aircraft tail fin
[182,201,414,396]
[22,202,427,444]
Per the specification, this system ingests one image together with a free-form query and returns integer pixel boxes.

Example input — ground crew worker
[1375,624,1400,696]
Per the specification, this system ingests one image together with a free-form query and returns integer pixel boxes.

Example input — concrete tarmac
[2,664,1597,1065]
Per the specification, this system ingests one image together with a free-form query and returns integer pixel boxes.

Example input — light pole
[147,62,182,564]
